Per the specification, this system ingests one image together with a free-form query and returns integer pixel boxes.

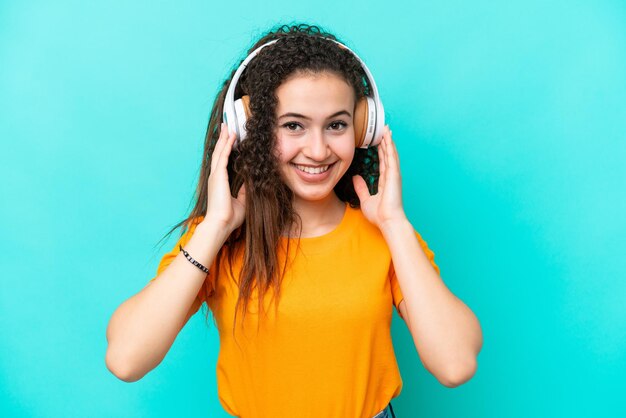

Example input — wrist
[196,219,232,244]
[379,215,412,239]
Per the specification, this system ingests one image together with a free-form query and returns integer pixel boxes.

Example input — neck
[288,193,346,238]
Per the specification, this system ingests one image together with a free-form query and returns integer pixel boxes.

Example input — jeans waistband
[372,402,396,418]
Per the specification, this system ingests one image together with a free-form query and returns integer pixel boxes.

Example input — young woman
[105,23,482,418]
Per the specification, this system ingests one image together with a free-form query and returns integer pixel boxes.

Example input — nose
[303,129,331,161]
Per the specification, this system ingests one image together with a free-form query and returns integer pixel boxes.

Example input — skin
[273,71,356,237]
[210,71,483,388]
[354,123,483,388]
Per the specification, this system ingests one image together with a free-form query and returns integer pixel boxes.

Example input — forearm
[105,220,229,382]
[381,218,483,386]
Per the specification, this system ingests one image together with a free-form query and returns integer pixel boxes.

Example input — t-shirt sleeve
[148,217,213,317]
[389,230,440,317]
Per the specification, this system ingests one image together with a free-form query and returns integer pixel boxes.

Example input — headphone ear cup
[353,96,378,148]
[233,95,252,141]
[353,97,368,148]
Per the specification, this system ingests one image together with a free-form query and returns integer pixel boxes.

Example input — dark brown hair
[155,23,380,337]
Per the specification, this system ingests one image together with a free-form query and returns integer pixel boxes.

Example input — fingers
[380,125,399,178]
[210,122,227,173]
[352,174,371,203]
[211,122,236,173]
[385,126,400,172]
[217,123,237,171]
[377,129,387,192]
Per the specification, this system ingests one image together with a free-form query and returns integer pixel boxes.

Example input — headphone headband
[223,36,385,148]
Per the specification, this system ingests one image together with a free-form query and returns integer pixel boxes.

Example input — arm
[105,221,229,382]
[353,125,482,388]
[386,221,482,388]
[105,122,244,382]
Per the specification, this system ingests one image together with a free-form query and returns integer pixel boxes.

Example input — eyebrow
[278,110,352,120]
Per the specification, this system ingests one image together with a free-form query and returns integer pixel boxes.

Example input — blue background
[1,0,625,417]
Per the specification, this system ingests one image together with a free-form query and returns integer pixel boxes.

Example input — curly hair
[157,23,380,337]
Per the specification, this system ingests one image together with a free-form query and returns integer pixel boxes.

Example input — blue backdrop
[1,0,624,417]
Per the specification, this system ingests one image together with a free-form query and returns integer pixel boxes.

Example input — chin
[292,188,336,203]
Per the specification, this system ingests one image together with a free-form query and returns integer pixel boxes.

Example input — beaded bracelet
[179,244,209,273]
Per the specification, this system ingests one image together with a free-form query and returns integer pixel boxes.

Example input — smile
[288,162,337,183]
[291,163,333,174]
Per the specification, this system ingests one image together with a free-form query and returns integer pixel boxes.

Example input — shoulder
[343,205,391,254]
[346,205,386,239]
[346,205,375,229]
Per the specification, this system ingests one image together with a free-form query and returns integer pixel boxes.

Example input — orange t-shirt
[151,203,439,418]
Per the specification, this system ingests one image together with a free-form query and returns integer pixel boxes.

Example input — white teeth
[293,164,331,174]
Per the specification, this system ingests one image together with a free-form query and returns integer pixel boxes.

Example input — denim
[372,402,396,418]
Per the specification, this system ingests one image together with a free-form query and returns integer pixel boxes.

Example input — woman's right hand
[204,122,246,234]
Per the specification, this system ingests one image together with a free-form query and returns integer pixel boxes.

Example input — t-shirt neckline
[280,202,357,254]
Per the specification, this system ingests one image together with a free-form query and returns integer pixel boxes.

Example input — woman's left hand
[352,125,408,229]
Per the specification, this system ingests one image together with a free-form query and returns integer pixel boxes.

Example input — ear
[237,182,246,199]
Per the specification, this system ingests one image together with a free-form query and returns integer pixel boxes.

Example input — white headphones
[222,37,385,148]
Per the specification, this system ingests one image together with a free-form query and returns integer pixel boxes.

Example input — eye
[282,122,303,131]
[328,121,348,130]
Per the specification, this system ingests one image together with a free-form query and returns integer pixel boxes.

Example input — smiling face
[273,71,356,206]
